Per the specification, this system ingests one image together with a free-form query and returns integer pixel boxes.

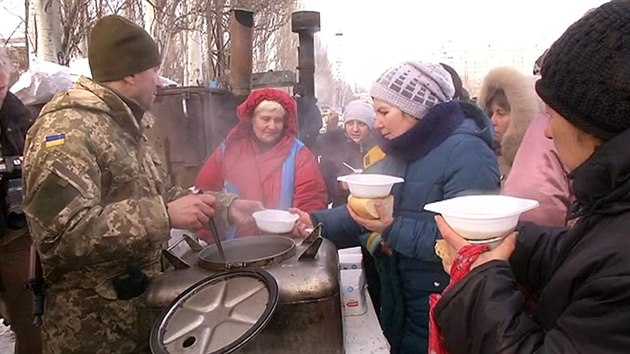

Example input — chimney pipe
[291,11,320,98]
[229,9,254,96]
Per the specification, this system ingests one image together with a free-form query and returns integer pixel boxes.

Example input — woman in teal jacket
[292,61,500,354]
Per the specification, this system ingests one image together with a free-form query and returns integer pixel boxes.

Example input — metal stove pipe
[229,9,255,96]
[291,11,321,97]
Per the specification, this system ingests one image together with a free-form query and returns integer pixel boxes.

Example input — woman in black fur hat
[432,2,630,353]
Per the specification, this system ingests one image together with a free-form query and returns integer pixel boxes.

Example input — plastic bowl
[337,174,405,198]
[252,209,299,234]
[467,235,507,250]
[424,195,539,241]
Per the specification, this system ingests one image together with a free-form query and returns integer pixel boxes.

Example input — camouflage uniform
[22,77,236,354]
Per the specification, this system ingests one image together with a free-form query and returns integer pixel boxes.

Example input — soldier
[22,15,261,353]
[0,49,41,354]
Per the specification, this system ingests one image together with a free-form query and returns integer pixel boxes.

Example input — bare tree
[272,17,298,72]
[203,0,228,81]
[247,0,296,72]
[27,0,119,64]
[57,0,100,64]
[183,14,204,86]
[198,0,297,82]
[311,38,358,109]
[17,0,309,87]
[313,38,335,107]
[28,0,62,62]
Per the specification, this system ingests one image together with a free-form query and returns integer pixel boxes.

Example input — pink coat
[503,114,572,226]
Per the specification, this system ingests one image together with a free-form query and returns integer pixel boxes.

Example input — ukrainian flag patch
[45,133,66,148]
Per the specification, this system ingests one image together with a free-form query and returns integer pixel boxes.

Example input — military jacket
[23,76,234,293]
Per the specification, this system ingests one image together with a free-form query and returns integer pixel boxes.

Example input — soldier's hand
[228,199,265,225]
[167,194,216,230]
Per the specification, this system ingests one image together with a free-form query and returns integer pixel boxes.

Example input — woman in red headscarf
[195,88,328,240]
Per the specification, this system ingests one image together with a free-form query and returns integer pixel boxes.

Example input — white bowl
[252,209,299,234]
[467,235,507,250]
[337,174,404,198]
[424,195,539,241]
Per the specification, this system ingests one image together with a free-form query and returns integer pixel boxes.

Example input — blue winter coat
[312,101,500,354]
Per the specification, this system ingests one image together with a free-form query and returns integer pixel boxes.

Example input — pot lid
[150,268,279,354]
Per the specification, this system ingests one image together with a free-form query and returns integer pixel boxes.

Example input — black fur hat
[535,1,630,141]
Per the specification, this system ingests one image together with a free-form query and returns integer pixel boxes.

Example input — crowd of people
[0,1,628,354]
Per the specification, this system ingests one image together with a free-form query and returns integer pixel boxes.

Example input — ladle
[193,188,227,262]
[207,217,227,263]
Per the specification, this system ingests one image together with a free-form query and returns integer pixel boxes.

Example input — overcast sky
[304,0,609,87]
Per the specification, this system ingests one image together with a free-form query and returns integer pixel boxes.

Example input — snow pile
[11,58,178,106]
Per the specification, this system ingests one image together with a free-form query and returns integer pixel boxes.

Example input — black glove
[112,264,149,300]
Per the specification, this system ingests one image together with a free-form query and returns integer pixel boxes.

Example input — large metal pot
[147,229,343,353]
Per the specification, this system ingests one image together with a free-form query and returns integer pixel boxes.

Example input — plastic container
[424,195,539,241]
[252,209,299,234]
[339,253,363,270]
[337,174,404,198]
[338,246,362,255]
[340,269,367,316]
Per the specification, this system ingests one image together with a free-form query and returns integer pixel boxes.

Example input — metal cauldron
[147,227,343,353]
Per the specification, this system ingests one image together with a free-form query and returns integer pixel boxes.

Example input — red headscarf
[226,88,298,143]
[221,89,299,212]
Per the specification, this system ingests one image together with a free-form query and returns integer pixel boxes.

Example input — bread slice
[434,239,451,263]
[347,195,394,220]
